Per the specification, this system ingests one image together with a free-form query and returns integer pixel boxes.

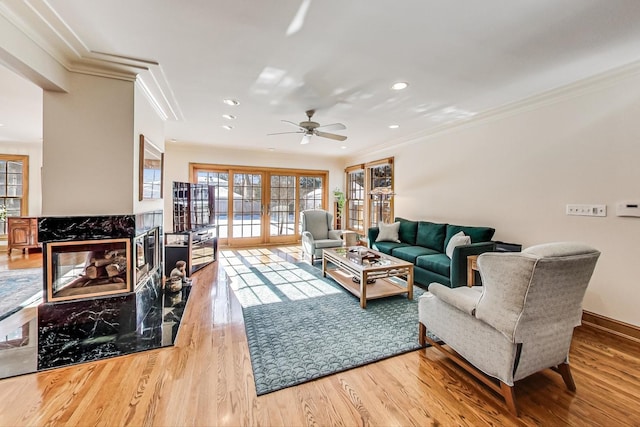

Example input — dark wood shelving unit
[166,182,217,276]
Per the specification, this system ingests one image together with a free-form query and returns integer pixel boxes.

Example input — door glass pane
[197,171,229,238]
[299,176,323,212]
[233,173,262,238]
[269,175,296,236]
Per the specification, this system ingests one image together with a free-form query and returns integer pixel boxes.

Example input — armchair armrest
[428,282,482,315]
[301,230,315,253]
[450,241,496,287]
[367,227,380,248]
[328,229,342,240]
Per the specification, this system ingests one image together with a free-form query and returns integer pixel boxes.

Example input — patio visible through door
[192,165,329,246]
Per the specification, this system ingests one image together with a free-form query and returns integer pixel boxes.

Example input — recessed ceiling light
[391,82,409,90]
[0,123,4,127]
[222,125,233,130]
[223,99,240,106]
[267,147,276,151]
[340,146,347,150]
[222,114,236,120]
[388,124,400,129]
[170,138,177,142]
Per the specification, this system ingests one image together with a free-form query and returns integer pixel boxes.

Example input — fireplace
[45,238,132,302]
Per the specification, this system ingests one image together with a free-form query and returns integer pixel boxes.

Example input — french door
[192,165,328,246]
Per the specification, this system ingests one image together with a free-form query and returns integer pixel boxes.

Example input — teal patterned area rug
[0,268,43,321]
[233,261,425,395]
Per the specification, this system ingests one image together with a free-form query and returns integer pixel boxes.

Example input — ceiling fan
[268,109,347,144]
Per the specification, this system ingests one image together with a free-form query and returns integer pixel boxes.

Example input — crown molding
[0,0,181,120]
[352,59,640,159]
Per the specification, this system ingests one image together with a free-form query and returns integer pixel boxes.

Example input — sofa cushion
[416,221,447,252]
[445,224,495,248]
[395,217,418,245]
[416,253,451,277]
[445,231,471,258]
[373,241,409,255]
[376,221,401,243]
[391,246,440,263]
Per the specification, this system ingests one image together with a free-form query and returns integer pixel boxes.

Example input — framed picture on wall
[139,134,164,200]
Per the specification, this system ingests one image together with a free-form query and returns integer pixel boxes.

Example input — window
[0,155,29,235]
[368,160,394,227]
[346,166,365,233]
[344,157,394,233]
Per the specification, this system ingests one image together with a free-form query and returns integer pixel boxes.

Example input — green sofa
[368,217,495,288]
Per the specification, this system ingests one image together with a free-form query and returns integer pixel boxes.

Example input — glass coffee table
[322,247,414,308]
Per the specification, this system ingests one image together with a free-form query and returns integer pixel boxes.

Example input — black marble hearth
[0,211,193,378]
[37,269,189,370]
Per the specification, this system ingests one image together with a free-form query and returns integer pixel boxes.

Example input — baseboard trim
[582,311,640,343]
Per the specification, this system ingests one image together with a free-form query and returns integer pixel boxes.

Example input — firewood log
[93,258,113,267]
[106,263,121,277]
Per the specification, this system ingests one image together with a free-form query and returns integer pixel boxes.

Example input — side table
[467,255,479,287]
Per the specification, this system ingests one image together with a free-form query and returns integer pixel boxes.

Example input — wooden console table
[7,217,40,254]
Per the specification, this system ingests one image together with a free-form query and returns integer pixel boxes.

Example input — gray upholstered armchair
[300,209,343,263]
[418,242,600,416]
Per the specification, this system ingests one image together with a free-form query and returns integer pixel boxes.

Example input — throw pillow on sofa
[376,222,401,243]
[445,231,471,258]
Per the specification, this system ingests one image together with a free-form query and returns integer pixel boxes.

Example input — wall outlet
[566,204,607,217]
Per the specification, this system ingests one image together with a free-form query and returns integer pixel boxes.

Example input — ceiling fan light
[300,134,312,145]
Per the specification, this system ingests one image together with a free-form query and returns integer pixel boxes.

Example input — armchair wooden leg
[424,334,521,417]
[556,362,576,391]
[500,382,518,417]
[419,323,426,347]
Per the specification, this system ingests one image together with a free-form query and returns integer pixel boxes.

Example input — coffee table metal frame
[322,247,414,308]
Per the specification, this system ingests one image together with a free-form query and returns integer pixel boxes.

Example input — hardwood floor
[0,246,639,426]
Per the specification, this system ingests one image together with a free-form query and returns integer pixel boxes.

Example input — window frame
[0,154,29,236]
[344,157,394,234]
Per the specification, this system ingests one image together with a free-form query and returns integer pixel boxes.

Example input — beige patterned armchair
[300,209,343,263]
[418,242,600,416]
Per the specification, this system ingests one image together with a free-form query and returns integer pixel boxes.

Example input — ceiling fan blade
[315,131,347,141]
[282,120,306,131]
[267,131,305,136]
[300,133,313,145]
[316,122,346,131]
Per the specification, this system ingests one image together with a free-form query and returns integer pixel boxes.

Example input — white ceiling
[2,0,640,156]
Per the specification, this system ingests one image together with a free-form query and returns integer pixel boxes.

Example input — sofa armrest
[367,227,380,248]
[450,241,496,287]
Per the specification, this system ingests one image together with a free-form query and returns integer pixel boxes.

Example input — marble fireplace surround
[0,212,190,379]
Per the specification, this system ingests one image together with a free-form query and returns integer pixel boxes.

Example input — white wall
[347,71,640,327]
[134,83,165,214]
[0,141,42,216]
[163,143,345,231]
[42,73,135,215]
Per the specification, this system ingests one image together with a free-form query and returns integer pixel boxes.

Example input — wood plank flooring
[0,246,639,426]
